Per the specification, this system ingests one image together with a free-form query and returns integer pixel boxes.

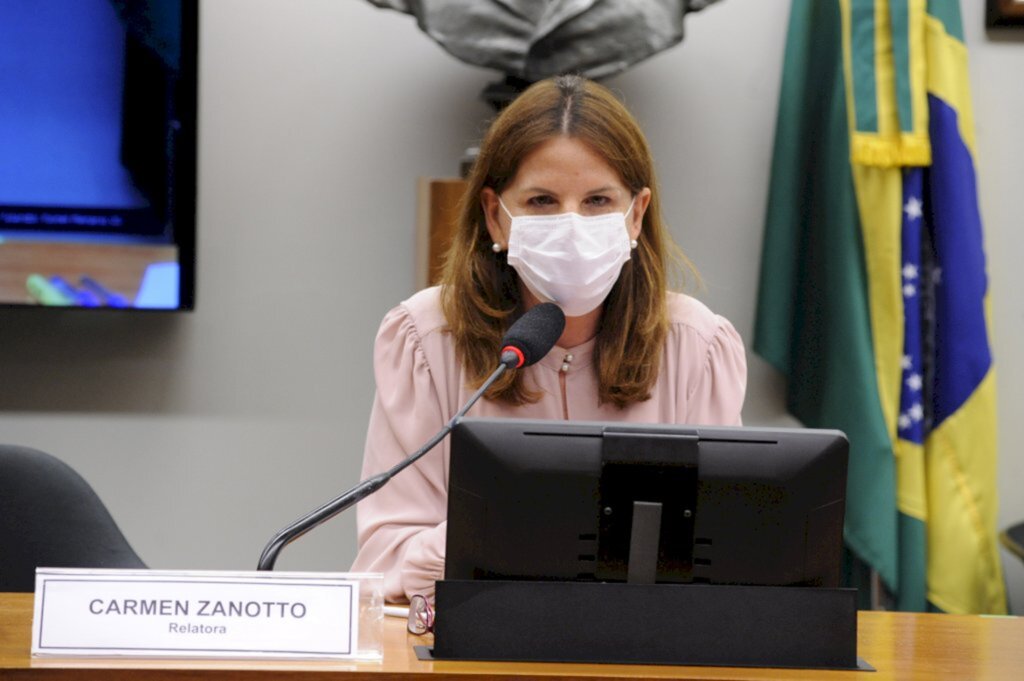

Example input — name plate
[32,568,361,659]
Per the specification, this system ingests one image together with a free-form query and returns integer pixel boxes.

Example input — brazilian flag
[755,0,1006,614]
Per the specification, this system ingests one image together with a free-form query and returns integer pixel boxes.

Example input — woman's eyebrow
[518,185,621,195]
[585,186,619,195]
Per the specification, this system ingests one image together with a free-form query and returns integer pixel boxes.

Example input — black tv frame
[173,0,198,312]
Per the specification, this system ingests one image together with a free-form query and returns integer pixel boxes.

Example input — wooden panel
[416,178,467,289]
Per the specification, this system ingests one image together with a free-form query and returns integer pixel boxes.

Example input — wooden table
[2,592,1022,679]
[0,240,175,305]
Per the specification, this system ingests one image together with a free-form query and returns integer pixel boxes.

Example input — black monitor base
[428,580,866,670]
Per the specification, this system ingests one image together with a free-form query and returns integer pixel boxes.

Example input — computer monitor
[445,418,848,588]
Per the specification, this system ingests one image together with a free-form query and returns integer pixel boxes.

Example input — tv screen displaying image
[0,0,197,310]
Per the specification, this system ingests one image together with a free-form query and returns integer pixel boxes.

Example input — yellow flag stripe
[924,14,976,157]
[924,369,1006,614]
[895,438,926,521]
[907,0,929,145]
[850,164,903,452]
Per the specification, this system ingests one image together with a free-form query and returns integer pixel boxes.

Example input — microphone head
[499,303,566,368]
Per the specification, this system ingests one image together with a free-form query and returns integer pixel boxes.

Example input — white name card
[32,568,361,659]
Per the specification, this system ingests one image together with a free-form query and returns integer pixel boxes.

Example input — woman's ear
[480,187,508,249]
[629,187,652,241]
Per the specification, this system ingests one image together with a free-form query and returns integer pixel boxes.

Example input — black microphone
[257,302,566,570]
[499,302,566,369]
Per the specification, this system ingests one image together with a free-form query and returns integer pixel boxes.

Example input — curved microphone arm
[256,362,509,571]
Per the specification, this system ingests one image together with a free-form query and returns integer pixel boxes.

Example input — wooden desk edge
[3,592,1023,680]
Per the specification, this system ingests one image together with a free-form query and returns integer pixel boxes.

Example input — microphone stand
[257,362,510,571]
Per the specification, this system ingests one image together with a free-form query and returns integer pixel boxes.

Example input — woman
[351,75,746,603]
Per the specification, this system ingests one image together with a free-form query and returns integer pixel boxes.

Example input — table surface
[0,239,175,305]
[2,592,1023,680]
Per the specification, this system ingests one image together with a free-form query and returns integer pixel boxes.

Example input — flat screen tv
[0,0,197,310]
[445,419,848,588]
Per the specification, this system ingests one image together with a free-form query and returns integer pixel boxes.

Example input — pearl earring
[630,239,638,250]
[492,242,503,253]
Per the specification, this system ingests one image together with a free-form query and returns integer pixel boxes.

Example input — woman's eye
[526,195,555,206]
[585,195,611,207]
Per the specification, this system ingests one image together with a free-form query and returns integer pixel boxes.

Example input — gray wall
[1,0,1020,612]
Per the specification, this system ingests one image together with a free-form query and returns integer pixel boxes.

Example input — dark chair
[1002,522,1024,563]
[0,445,146,592]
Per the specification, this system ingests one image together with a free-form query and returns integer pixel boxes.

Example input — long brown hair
[439,75,693,408]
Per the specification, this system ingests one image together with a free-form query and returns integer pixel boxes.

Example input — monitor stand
[626,500,661,584]
[595,430,698,583]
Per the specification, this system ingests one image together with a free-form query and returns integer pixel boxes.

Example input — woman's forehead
[508,137,626,192]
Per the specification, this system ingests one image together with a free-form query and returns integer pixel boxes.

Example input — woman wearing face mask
[351,75,746,603]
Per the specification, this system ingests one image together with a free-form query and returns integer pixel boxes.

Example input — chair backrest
[1002,522,1024,563]
[0,445,146,592]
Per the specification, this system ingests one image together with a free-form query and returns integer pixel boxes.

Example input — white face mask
[500,197,634,317]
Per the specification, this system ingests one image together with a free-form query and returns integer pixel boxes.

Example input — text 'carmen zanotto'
[88,599,308,634]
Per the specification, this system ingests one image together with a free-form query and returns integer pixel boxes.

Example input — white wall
[0,0,1020,612]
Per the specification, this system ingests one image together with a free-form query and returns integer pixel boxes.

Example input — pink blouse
[350,287,746,602]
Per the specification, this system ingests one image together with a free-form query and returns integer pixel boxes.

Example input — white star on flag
[909,403,924,422]
[902,263,918,280]
[904,196,923,221]
[902,354,913,370]
[899,413,912,430]
[906,373,923,391]
[903,283,917,298]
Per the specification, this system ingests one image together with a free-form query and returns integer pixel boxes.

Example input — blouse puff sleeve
[681,313,747,427]
[349,302,451,603]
